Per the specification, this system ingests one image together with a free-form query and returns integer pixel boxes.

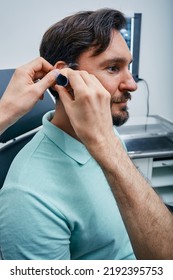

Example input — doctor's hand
[0,57,59,134]
[55,68,114,153]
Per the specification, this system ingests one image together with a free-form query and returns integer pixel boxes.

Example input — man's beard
[112,106,129,126]
[111,91,131,127]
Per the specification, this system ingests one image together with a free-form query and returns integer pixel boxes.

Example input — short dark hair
[39,8,126,97]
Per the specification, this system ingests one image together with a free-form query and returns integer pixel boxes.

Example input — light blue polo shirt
[0,111,135,260]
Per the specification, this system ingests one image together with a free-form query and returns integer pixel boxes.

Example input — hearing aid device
[56,74,69,87]
[56,63,78,87]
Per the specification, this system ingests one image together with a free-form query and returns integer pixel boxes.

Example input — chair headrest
[0,69,55,143]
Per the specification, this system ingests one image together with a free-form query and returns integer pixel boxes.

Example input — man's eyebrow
[100,57,133,66]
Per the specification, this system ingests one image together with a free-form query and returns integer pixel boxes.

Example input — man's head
[40,8,137,126]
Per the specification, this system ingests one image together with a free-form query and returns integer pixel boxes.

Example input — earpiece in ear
[56,74,69,87]
[68,63,79,70]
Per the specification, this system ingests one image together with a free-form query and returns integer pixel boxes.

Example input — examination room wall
[0,0,172,122]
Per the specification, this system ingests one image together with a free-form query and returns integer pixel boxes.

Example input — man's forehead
[106,30,131,55]
[78,29,132,64]
[86,45,132,65]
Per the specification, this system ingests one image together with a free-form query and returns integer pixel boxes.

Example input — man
[0,57,59,135]
[0,8,137,260]
[58,67,173,260]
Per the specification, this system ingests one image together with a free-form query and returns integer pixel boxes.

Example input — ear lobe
[54,61,67,70]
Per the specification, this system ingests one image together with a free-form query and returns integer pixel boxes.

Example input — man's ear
[54,61,67,70]
[49,61,68,100]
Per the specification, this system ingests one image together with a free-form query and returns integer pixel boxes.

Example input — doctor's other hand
[0,57,59,134]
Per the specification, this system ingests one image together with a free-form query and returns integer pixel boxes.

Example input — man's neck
[51,101,81,141]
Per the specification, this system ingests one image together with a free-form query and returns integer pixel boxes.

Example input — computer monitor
[121,13,142,82]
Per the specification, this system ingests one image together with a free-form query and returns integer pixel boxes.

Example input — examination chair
[0,68,55,189]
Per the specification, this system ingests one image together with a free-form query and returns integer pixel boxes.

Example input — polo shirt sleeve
[0,185,71,260]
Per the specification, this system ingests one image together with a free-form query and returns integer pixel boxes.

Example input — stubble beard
[111,91,131,126]
[112,106,129,126]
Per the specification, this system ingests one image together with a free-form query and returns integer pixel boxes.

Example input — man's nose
[119,71,138,92]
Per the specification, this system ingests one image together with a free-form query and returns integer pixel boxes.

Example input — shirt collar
[42,111,92,165]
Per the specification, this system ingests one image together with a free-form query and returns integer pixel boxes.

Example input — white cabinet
[151,158,173,188]
[132,158,152,180]
[132,156,173,206]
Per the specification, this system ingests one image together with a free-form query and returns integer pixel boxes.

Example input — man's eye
[107,66,119,73]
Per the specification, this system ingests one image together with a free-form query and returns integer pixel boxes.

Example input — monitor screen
[121,13,142,82]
